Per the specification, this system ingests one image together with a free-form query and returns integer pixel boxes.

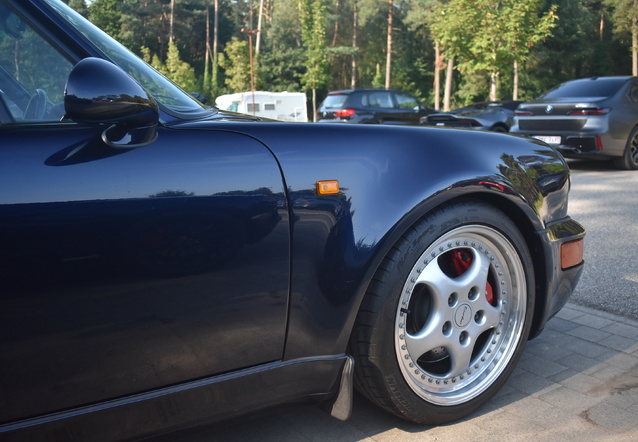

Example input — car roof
[536,76,636,100]
[327,88,407,95]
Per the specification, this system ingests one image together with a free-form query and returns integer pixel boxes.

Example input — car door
[360,90,396,123]
[391,91,426,125]
[0,6,290,425]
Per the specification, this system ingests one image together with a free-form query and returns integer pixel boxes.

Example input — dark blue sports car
[0,1,585,440]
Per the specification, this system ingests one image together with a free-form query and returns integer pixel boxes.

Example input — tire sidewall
[358,200,535,424]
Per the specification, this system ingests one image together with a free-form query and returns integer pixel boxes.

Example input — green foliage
[87,0,121,40]
[430,0,558,100]
[81,0,637,110]
[298,0,330,92]
[218,37,252,92]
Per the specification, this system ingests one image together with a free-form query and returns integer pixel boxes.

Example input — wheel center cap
[454,303,473,328]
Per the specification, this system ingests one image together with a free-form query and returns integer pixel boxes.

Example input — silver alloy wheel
[394,224,527,406]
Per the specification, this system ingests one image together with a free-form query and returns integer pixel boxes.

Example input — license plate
[532,135,561,145]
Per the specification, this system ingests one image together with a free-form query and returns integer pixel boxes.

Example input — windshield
[43,0,209,118]
[538,78,628,100]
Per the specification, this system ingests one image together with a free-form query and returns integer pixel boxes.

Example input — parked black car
[421,100,524,132]
[316,88,435,124]
[511,76,638,170]
[0,1,585,440]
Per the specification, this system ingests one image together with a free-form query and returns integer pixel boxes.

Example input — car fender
[175,122,573,359]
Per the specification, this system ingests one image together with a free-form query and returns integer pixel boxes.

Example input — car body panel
[0,0,585,439]
[511,77,638,160]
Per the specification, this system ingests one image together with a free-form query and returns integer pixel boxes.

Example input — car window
[628,82,638,103]
[395,92,419,110]
[538,78,627,99]
[0,3,72,123]
[42,0,208,118]
[321,94,348,109]
[362,91,393,109]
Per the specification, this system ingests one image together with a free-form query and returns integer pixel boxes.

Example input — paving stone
[565,325,613,343]
[517,356,568,378]
[556,351,607,374]
[601,321,638,339]
[570,313,616,330]
[546,316,581,333]
[537,385,600,414]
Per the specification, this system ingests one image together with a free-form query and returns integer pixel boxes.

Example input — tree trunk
[212,0,219,90]
[204,2,210,88]
[513,59,519,101]
[256,0,264,54]
[312,88,317,122]
[444,57,453,112]
[332,0,340,47]
[351,0,358,89]
[434,41,441,110]
[633,1,637,76]
[385,0,392,89]
[489,72,498,101]
[169,0,175,42]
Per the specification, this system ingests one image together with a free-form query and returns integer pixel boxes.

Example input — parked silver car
[511,76,638,170]
[421,100,523,132]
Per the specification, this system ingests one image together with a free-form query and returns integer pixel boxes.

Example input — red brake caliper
[451,250,495,306]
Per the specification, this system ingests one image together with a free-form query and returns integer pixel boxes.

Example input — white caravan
[215,91,308,122]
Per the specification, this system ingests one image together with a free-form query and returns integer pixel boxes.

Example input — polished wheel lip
[394,225,526,406]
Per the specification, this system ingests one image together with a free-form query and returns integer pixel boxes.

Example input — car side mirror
[65,57,159,148]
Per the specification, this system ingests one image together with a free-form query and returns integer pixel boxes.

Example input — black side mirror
[65,57,159,148]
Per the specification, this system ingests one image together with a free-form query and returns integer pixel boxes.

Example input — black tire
[613,127,638,170]
[350,199,534,424]
[490,125,508,133]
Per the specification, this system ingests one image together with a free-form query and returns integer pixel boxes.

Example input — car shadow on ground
[152,306,638,441]
[565,159,617,172]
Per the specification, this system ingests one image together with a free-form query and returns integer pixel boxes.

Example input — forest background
[67,0,638,118]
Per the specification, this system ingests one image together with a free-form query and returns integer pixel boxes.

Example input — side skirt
[0,355,350,441]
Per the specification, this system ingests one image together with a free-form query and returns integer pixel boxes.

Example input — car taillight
[514,110,533,116]
[335,108,356,118]
[456,119,481,127]
[567,107,611,115]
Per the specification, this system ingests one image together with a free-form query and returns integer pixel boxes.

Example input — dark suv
[316,89,434,125]
[511,76,638,170]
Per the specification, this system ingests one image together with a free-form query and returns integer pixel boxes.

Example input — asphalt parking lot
[156,159,638,441]
[567,159,638,320]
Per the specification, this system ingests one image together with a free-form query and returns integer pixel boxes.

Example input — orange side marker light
[316,180,340,195]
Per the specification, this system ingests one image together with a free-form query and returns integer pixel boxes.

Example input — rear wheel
[613,127,638,170]
[350,199,534,424]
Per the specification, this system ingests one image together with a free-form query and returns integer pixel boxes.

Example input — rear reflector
[561,238,584,270]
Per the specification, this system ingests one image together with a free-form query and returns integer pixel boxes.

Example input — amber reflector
[561,238,584,270]
[316,180,340,195]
